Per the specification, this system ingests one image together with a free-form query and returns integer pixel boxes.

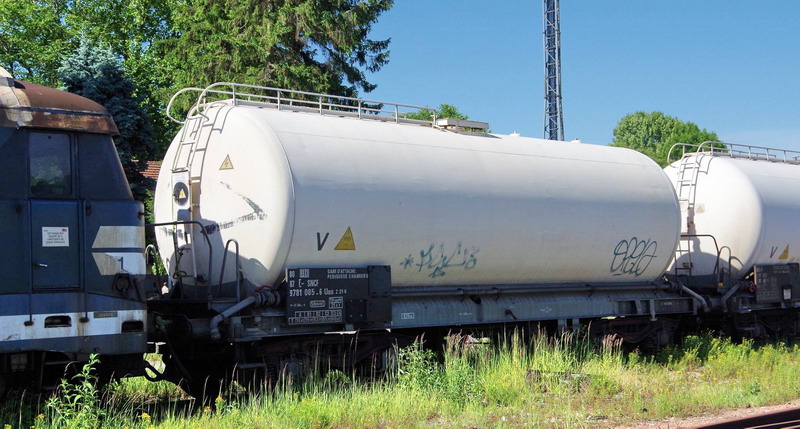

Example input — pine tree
[58,37,156,196]
[164,0,393,97]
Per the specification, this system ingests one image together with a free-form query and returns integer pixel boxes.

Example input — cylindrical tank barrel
[666,153,800,279]
[155,104,681,289]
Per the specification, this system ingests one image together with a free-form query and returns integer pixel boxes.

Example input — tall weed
[16,331,800,428]
[395,341,440,391]
[44,354,106,429]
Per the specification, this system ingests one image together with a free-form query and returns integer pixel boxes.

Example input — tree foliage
[404,104,469,122]
[0,0,175,159]
[62,0,176,139]
[0,0,171,86]
[58,37,156,192]
[612,111,719,166]
[163,0,392,98]
[0,0,72,85]
[0,0,393,162]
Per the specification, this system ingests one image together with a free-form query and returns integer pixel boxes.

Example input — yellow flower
[36,414,44,420]
[141,412,151,421]
[203,406,211,414]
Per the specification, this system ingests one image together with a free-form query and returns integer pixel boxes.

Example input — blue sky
[366,1,800,151]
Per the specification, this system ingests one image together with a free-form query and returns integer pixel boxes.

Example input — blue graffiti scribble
[401,241,479,278]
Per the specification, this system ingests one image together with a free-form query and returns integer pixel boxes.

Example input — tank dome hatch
[434,118,489,133]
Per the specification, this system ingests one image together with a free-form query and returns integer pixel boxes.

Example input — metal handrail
[166,82,433,126]
[677,234,722,280]
[718,245,733,286]
[166,87,203,124]
[216,239,241,301]
[667,141,800,165]
[148,221,214,294]
[145,243,172,293]
[666,142,723,165]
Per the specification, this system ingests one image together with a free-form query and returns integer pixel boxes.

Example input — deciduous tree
[1,0,394,158]
[612,111,718,166]
[0,0,71,85]
[404,104,469,122]
[0,0,175,158]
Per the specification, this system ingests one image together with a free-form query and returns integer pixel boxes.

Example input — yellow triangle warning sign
[779,245,790,260]
[334,227,355,251]
[220,155,234,170]
[178,189,187,199]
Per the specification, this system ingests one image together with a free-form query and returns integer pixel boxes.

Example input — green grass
[12,332,800,428]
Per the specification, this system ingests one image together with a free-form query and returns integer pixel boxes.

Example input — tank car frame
[146,83,708,397]
[666,142,800,338]
[147,83,800,398]
[148,260,698,396]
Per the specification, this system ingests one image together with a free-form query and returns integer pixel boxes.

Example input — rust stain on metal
[0,71,118,135]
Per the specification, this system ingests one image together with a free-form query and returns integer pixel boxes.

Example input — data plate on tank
[285,266,391,325]
[754,264,800,303]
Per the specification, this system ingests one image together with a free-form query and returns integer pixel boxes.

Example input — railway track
[698,407,800,429]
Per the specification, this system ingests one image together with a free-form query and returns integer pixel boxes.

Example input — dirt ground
[613,399,800,428]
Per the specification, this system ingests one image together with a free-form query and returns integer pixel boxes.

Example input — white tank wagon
[146,84,704,398]
[154,87,681,292]
[666,143,800,282]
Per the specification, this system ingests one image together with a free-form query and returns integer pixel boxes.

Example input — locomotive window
[78,134,132,199]
[30,133,72,197]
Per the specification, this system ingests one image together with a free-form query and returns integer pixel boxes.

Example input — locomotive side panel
[0,129,30,293]
[0,68,147,393]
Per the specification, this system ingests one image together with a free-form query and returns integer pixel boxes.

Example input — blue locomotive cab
[0,68,146,393]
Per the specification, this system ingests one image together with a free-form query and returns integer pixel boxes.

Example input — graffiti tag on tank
[401,242,479,278]
[203,182,267,234]
[610,237,657,277]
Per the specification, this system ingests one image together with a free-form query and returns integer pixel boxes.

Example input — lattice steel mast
[543,0,564,141]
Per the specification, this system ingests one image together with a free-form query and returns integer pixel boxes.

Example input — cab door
[29,132,80,290]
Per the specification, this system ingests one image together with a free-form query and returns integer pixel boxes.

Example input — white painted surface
[666,155,800,278]
[156,104,681,288]
[90,226,146,275]
[92,226,145,249]
[91,252,146,276]
[0,310,145,342]
[42,227,69,247]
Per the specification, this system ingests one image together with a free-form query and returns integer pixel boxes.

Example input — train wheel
[355,345,397,378]
[175,357,233,402]
[183,373,224,402]
[160,340,235,401]
[163,356,229,401]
